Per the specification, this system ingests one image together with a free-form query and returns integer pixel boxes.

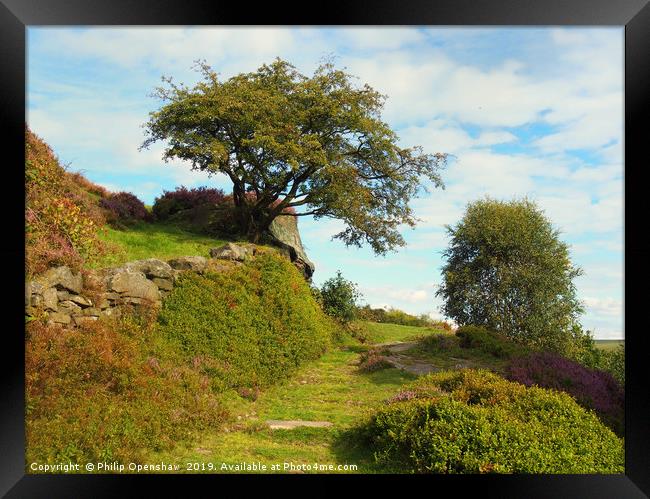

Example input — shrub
[597,345,625,386]
[455,325,527,359]
[358,349,393,372]
[320,271,362,323]
[152,186,227,221]
[25,128,107,275]
[505,351,624,435]
[357,369,623,473]
[156,252,336,390]
[100,192,150,225]
[383,308,432,327]
[25,310,226,466]
[436,197,584,354]
[564,324,603,367]
[419,333,458,353]
[357,305,388,323]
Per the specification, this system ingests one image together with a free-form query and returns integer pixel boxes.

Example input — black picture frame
[2,1,648,496]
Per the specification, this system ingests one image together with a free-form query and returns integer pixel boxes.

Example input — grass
[409,332,510,373]
[91,221,231,269]
[361,321,437,344]
[145,321,442,473]
[595,340,624,351]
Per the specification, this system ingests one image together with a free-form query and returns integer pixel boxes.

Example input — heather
[152,185,227,221]
[505,351,624,435]
[100,191,150,226]
[355,369,624,473]
[26,308,226,464]
[25,127,108,275]
[358,349,393,373]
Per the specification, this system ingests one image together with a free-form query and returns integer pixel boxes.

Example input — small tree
[320,271,362,322]
[436,197,584,353]
[141,58,446,251]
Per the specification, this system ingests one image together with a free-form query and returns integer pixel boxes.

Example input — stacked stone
[25,266,99,327]
[25,242,308,328]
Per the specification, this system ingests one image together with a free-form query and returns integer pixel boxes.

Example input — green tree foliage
[320,271,362,322]
[141,58,446,251]
[436,197,584,353]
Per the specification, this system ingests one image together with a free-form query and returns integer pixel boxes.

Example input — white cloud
[582,297,622,317]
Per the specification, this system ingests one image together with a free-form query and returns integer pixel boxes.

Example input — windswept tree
[141,58,446,253]
[436,197,584,353]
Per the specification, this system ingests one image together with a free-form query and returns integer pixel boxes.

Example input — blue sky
[27,27,624,339]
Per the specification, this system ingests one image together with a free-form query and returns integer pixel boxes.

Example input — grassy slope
[146,322,446,473]
[91,222,230,269]
[362,321,435,344]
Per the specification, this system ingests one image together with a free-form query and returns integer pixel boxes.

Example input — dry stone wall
[25,242,278,328]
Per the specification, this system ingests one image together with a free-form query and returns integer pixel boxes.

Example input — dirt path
[376,341,475,376]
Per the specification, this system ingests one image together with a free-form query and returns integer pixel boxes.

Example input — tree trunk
[246,210,274,244]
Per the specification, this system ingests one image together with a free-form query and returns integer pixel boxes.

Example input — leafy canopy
[141,58,446,252]
[436,197,584,353]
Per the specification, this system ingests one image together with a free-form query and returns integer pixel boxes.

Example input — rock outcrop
[266,216,315,279]
[209,242,255,261]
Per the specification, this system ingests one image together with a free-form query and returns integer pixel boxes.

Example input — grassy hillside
[91,222,230,269]
[26,250,340,465]
[24,130,342,467]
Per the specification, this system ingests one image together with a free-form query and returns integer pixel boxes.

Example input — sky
[26,27,624,339]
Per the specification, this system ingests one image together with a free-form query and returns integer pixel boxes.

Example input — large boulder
[168,255,208,273]
[105,268,160,303]
[34,266,83,294]
[124,258,174,280]
[267,216,315,279]
[210,243,253,262]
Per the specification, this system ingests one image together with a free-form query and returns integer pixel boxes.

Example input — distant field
[595,340,624,351]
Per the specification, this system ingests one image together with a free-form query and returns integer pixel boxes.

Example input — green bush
[596,345,625,386]
[319,271,362,323]
[358,369,624,474]
[455,325,528,359]
[157,252,336,390]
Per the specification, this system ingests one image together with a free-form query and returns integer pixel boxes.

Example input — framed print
[2,0,649,496]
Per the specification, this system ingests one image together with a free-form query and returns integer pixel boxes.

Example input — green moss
[157,252,337,390]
